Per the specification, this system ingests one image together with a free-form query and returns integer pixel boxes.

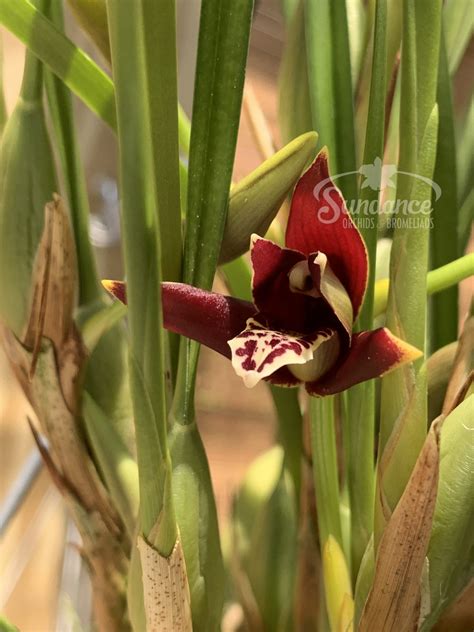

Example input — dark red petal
[306,328,422,396]
[251,236,333,332]
[162,283,255,358]
[102,280,127,303]
[103,280,255,359]
[285,148,368,318]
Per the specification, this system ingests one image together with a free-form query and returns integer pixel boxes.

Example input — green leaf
[357,0,387,328]
[354,537,375,628]
[330,0,357,201]
[444,0,473,75]
[175,0,253,418]
[183,0,253,291]
[140,0,182,285]
[377,105,440,538]
[0,34,7,135]
[347,0,387,579]
[415,0,442,149]
[422,396,474,629]
[304,0,337,173]
[168,421,225,632]
[220,256,252,301]
[106,0,176,553]
[430,29,458,351]
[234,447,297,632]
[66,0,110,62]
[456,97,474,230]
[44,0,100,306]
[78,300,127,353]
[310,396,343,549]
[82,392,139,537]
[0,0,117,127]
[220,131,318,264]
[278,0,313,145]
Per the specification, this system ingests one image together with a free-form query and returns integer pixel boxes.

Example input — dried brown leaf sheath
[360,420,441,632]
[0,196,129,630]
[138,535,193,632]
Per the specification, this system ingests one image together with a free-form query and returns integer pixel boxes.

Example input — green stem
[270,385,303,504]
[357,0,387,328]
[310,396,343,549]
[347,0,386,581]
[373,253,473,317]
[44,0,100,306]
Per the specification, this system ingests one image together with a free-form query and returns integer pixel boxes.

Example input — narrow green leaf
[304,0,337,173]
[415,0,442,149]
[183,0,253,290]
[78,300,127,353]
[0,0,117,127]
[456,97,474,233]
[458,188,474,255]
[347,0,387,580]
[330,0,357,201]
[66,0,110,62]
[357,0,387,328]
[0,33,7,135]
[168,421,225,632]
[346,0,367,91]
[430,30,458,351]
[279,0,298,23]
[278,0,313,144]
[310,396,343,549]
[106,0,176,553]
[82,392,139,538]
[140,0,182,284]
[377,105,440,539]
[44,0,100,306]
[270,385,303,505]
[444,0,473,75]
[220,131,318,264]
[175,0,253,419]
[220,256,252,301]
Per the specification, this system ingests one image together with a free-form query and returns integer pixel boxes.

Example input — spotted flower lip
[103,149,422,396]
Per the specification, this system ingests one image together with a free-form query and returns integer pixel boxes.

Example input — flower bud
[0,51,58,337]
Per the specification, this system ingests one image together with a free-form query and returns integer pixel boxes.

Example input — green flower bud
[219,132,318,264]
[0,50,58,337]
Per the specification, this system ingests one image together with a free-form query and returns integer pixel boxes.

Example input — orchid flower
[104,150,421,396]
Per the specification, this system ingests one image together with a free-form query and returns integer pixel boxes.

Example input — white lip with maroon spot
[228,318,336,388]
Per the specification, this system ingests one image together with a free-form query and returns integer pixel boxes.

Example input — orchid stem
[270,385,303,505]
[310,396,343,549]
[373,253,473,317]
[347,0,387,581]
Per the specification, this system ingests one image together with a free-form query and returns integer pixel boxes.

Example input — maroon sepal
[306,328,423,396]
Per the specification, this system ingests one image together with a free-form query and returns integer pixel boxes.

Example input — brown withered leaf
[359,419,441,632]
[0,195,131,630]
[23,194,78,380]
